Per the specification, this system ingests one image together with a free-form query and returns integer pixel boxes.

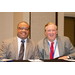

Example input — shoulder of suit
[27,38,37,44]
[38,37,47,44]
[59,36,69,39]
[57,35,70,41]
[3,36,17,43]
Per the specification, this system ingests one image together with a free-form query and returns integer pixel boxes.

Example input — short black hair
[17,21,30,29]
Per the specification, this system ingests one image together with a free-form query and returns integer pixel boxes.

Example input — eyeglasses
[18,27,29,31]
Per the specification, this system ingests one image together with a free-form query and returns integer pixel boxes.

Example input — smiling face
[45,23,58,42]
[17,22,29,39]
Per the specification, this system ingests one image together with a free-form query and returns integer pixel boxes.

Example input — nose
[22,29,26,31]
[50,30,53,33]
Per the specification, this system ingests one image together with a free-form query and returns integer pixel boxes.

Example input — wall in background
[0,12,13,46]
[58,12,64,37]
[0,12,75,46]
[31,12,56,43]
[0,12,30,46]
[58,12,75,37]
[13,12,23,37]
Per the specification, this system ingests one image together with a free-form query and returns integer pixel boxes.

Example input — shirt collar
[48,38,57,44]
[17,37,27,43]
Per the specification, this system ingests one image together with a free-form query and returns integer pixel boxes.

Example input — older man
[38,22,75,60]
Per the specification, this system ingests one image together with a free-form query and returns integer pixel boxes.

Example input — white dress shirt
[17,37,27,60]
[48,39,59,59]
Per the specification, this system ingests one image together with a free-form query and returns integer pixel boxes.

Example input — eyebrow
[18,27,29,28]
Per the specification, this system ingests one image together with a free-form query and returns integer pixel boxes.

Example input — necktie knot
[21,40,25,43]
[51,42,54,45]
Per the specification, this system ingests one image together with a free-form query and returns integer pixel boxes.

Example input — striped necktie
[18,40,25,60]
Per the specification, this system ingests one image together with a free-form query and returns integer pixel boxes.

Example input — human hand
[58,56,68,59]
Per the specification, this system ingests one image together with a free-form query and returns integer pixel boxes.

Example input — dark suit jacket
[0,36,39,60]
[37,35,75,59]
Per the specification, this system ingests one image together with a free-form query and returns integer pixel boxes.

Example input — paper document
[0,59,13,62]
[64,59,75,62]
[28,59,44,62]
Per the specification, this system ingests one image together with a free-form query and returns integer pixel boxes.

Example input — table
[13,59,71,62]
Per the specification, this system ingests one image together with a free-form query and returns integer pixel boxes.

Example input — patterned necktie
[18,40,25,60]
[50,42,54,59]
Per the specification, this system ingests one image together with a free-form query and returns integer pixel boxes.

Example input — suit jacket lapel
[25,38,29,60]
[57,36,64,57]
[44,37,50,59]
[12,38,32,60]
[43,36,65,59]
[13,37,30,60]
[12,36,18,60]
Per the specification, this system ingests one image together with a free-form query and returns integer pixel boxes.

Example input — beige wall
[0,12,13,46]
[0,12,30,46]
[13,12,30,36]
[64,12,75,17]
[0,12,56,46]
[0,12,75,46]
[13,12,23,36]
[23,12,29,24]
[58,12,64,37]
[58,12,75,37]
[0,12,24,46]
[31,12,56,43]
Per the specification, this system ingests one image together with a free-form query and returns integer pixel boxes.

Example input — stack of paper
[63,59,75,61]
[0,59,13,62]
[28,59,43,62]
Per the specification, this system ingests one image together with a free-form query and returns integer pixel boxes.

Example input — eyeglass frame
[18,27,29,31]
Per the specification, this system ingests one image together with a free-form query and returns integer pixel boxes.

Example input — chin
[21,36,28,39]
[22,37,26,39]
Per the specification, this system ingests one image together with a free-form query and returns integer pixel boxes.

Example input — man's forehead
[47,24,56,28]
[18,22,29,27]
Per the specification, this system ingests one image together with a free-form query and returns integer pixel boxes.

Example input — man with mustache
[38,22,75,60]
[0,21,39,60]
